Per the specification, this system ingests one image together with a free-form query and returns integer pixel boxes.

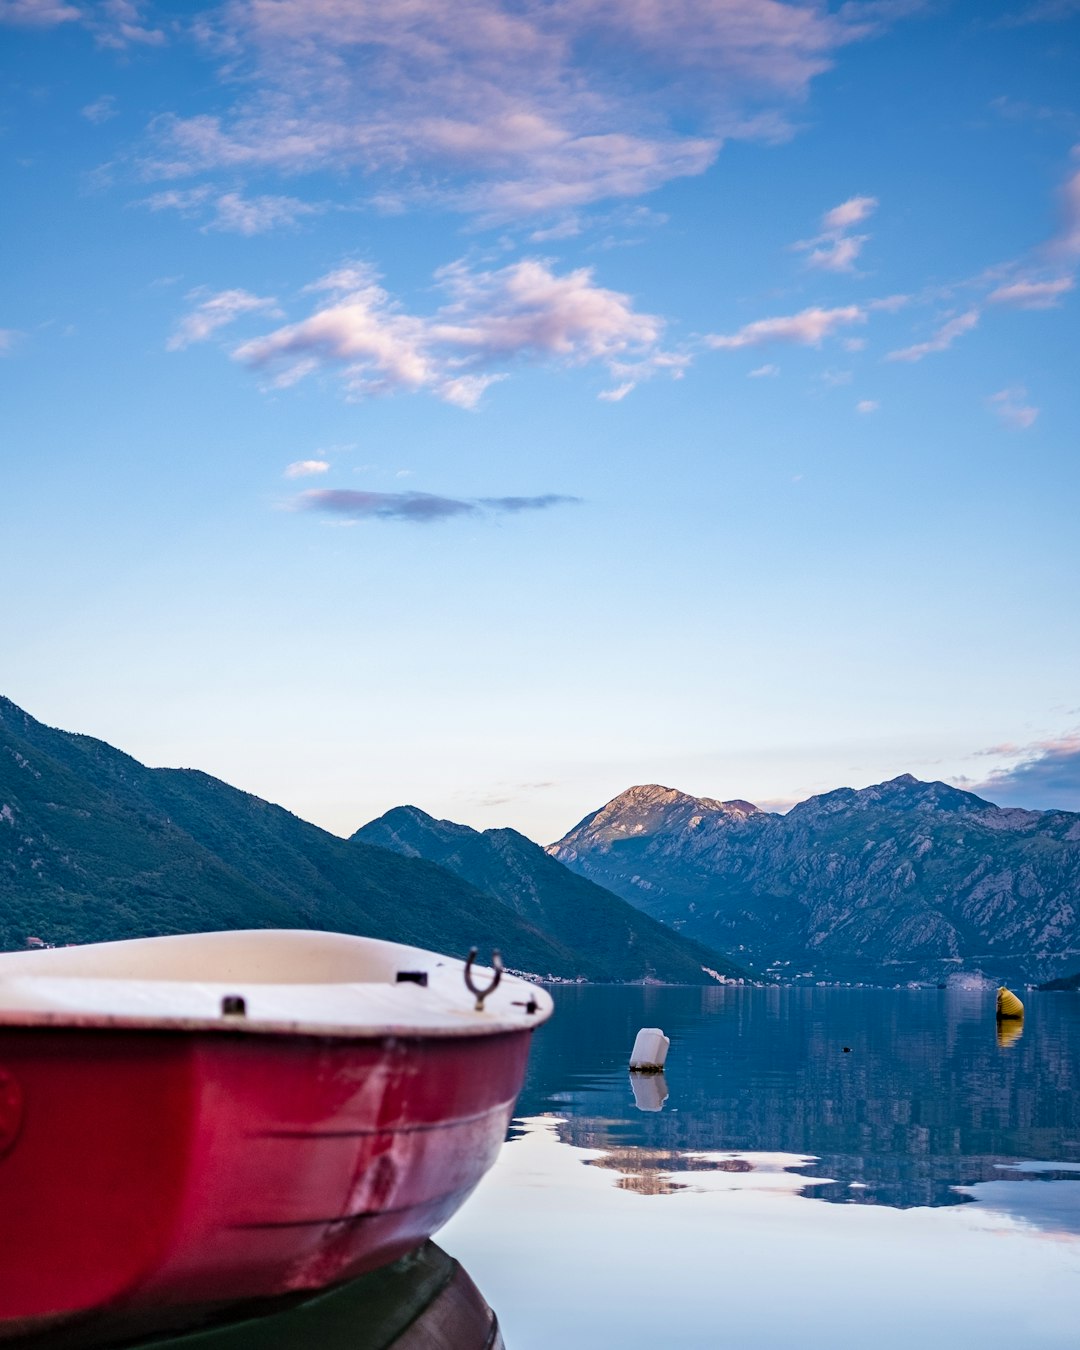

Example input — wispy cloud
[284,459,330,478]
[211,191,322,235]
[707,304,866,350]
[168,288,282,351]
[90,0,164,49]
[81,95,118,124]
[748,363,779,377]
[996,1,1080,26]
[0,329,20,355]
[969,732,1080,811]
[886,308,979,362]
[794,194,878,272]
[1050,164,1080,258]
[139,0,918,224]
[232,257,672,405]
[142,187,322,235]
[294,488,579,524]
[0,0,79,25]
[0,0,163,42]
[856,399,879,413]
[142,186,213,216]
[988,386,1039,429]
[987,276,1074,308]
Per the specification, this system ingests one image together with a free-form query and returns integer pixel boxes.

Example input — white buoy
[629,1026,670,1073]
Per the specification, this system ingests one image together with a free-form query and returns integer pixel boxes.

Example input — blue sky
[2,0,1079,841]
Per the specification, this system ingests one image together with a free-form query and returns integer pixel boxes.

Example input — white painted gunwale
[0,929,553,1040]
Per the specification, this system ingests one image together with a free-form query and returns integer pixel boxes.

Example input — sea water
[439,985,1080,1350]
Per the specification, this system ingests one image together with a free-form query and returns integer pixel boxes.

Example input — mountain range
[548,780,1080,982]
[6,692,1080,983]
[354,806,742,982]
[0,697,734,983]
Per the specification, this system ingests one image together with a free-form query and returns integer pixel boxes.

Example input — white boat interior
[0,929,553,1037]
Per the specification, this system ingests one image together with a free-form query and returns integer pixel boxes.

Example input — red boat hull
[0,1025,531,1341]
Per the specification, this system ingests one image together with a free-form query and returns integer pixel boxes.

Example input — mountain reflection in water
[437,986,1080,1350]
[513,984,1080,1210]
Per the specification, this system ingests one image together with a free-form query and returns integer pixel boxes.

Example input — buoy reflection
[996,1018,1024,1049]
[630,1071,669,1112]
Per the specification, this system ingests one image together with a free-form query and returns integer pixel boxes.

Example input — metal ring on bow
[464,947,503,1011]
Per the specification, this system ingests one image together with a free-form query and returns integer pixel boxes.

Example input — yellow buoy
[996,986,1024,1019]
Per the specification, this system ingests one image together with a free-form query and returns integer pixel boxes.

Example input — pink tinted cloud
[988,387,1039,430]
[284,459,331,478]
[168,288,282,350]
[794,194,877,272]
[806,234,867,271]
[232,257,672,406]
[886,308,979,362]
[970,732,1080,811]
[822,195,878,231]
[988,276,1074,308]
[143,0,918,221]
[0,0,78,24]
[1050,165,1080,257]
[707,304,866,350]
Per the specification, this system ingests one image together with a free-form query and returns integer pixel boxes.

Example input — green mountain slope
[0,696,573,972]
[354,806,745,983]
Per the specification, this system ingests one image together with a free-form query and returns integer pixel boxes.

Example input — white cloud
[856,399,879,414]
[987,276,1074,308]
[886,308,979,363]
[168,289,282,351]
[988,387,1039,430]
[141,1,917,223]
[707,304,866,350]
[284,459,331,478]
[748,363,779,377]
[81,95,118,124]
[231,256,673,407]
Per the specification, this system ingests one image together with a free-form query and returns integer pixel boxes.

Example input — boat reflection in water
[1,1243,502,1350]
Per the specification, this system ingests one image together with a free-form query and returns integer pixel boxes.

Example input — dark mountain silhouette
[0,697,738,982]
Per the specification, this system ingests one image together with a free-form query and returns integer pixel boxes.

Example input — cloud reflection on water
[441,1115,1080,1350]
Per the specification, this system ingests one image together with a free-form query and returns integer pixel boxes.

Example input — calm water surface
[440,986,1080,1349]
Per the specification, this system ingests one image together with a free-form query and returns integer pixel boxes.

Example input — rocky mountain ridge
[549,778,1080,982]
[354,805,744,984]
